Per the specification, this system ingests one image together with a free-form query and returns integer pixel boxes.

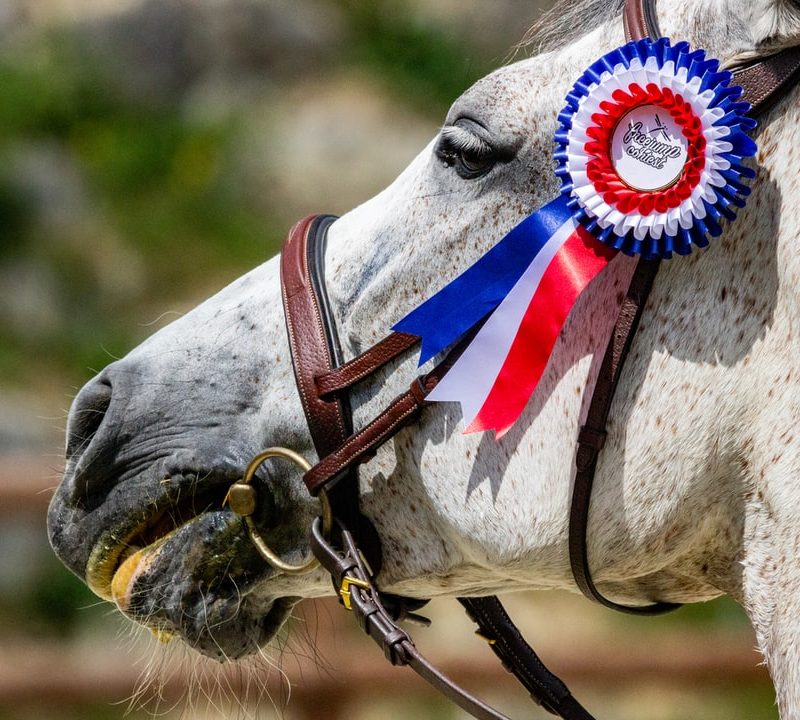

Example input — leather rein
[226,2,800,718]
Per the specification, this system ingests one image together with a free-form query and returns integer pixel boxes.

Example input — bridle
[226,2,800,718]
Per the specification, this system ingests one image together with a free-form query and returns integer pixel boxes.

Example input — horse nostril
[66,377,113,461]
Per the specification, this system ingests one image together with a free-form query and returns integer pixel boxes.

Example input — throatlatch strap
[568,257,680,615]
[568,0,800,614]
[564,0,680,619]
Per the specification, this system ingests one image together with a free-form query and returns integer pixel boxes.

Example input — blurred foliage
[0,0,492,392]
[661,594,752,629]
[0,30,275,387]
[0,552,98,639]
[604,594,753,635]
[336,0,491,114]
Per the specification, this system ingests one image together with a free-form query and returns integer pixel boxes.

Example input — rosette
[555,37,757,258]
[394,38,757,436]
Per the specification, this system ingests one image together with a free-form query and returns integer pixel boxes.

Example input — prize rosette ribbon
[394,38,758,437]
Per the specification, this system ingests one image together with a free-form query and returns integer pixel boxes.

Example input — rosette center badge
[612,107,687,190]
[559,37,757,258]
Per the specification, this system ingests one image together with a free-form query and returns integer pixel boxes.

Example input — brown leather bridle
[226,1,800,718]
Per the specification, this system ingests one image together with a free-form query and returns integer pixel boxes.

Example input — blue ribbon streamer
[393,195,573,364]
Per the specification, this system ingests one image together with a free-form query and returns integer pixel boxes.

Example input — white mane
[522,0,626,54]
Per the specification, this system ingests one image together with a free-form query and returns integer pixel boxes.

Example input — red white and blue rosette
[557,37,757,258]
[394,38,757,436]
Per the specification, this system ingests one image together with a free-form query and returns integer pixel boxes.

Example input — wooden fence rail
[0,633,772,708]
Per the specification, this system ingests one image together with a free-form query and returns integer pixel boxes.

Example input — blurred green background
[0,1,777,718]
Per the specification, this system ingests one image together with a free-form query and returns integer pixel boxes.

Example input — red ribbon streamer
[466,227,616,437]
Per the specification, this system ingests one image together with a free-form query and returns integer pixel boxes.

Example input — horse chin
[95,510,299,659]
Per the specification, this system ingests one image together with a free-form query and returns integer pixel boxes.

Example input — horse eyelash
[439,125,493,156]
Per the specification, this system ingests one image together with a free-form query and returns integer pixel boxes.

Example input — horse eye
[435,123,498,179]
[458,149,496,177]
[438,148,496,179]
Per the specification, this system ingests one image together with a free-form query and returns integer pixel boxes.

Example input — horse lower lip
[102,512,296,659]
[86,532,139,601]
[86,521,188,601]
[109,532,179,612]
[85,478,234,599]
[110,545,145,609]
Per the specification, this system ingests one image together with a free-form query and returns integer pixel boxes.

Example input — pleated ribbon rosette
[394,38,757,437]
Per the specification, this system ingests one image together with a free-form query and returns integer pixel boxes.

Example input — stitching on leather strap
[315,332,419,396]
[304,394,420,494]
[734,47,800,111]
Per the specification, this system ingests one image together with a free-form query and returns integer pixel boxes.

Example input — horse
[47,0,800,716]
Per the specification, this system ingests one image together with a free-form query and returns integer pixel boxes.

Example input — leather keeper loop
[577,426,606,451]
[409,377,429,407]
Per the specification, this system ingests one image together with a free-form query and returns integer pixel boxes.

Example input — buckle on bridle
[339,575,370,610]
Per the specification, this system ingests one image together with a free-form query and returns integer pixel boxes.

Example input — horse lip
[109,534,174,610]
[86,519,185,602]
[55,457,305,657]
[84,474,234,601]
[101,507,300,659]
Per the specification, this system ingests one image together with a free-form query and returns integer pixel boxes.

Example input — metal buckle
[226,447,330,575]
[339,575,370,610]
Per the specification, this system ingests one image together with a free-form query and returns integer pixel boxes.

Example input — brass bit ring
[226,447,331,575]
